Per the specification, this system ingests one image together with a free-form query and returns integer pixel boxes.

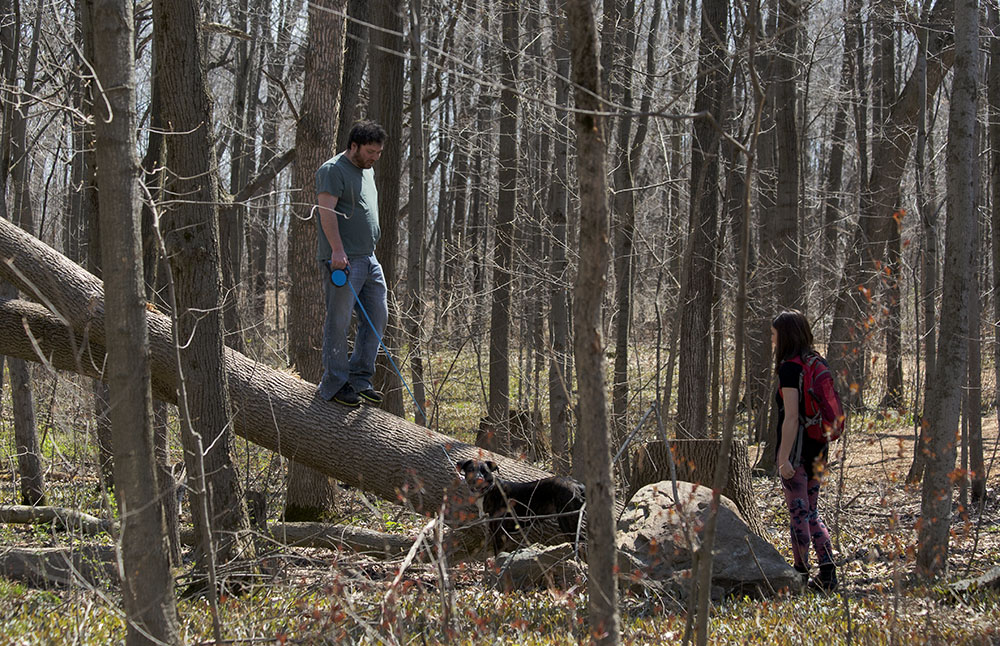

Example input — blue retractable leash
[327,262,427,422]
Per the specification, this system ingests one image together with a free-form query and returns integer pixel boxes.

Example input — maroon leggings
[781,465,834,568]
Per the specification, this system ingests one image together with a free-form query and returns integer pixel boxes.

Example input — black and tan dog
[456,459,586,556]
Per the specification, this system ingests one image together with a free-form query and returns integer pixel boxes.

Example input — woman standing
[772,310,838,591]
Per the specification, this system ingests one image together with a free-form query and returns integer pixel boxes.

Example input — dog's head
[456,459,498,495]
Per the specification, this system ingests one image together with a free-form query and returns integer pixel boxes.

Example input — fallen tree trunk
[0,218,548,523]
[0,504,114,536]
[0,546,118,588]
[0,501,479,563]
[178,521,475,560]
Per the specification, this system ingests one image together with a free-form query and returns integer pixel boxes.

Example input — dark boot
[813,563,838,592]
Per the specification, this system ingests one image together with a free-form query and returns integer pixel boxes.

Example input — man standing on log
[315,120,388,408]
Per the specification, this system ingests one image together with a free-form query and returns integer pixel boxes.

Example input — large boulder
[489,543,585,591]
[617,481,802,600]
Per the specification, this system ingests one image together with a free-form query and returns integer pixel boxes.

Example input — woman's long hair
[772,310,814,373]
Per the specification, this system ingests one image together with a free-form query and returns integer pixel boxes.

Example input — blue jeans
[317,254,388,400]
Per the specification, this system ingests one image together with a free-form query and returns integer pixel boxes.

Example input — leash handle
[324,260,349,287]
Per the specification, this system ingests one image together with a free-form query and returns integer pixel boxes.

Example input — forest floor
[1,405,1000,644]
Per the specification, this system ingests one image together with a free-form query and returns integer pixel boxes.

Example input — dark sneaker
[810,563,838,592]
[333,383,360,408]
[357,388,383,405]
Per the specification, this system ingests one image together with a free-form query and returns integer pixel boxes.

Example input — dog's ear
[486,461,498,473]
[456,460,471,472]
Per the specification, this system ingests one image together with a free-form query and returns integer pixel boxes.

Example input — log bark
[0,218,552,520]
[0,504,114,535]
[0,546,118,588]
[0,505,468,561]
[180,522,457,559]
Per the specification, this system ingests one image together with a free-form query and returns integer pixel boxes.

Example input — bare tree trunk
[66,0,91,265]
[967,214,985,503]
[908,13,939,484]
[821,59,851,316]
[565,0,619,642]
[665,0,686,298]
[444,107,469,331]
[523,1,546,457]
[154,0,255,569]
[917,0,977,579]
[470,55,493,302]
[441,105,463,336]
[251,1,298,323]
[7,349,44,505]
[693,39,766,628]
[135,35,182,563]
[88,64,113,500]
[218,0,257,354]
[433,105,453,305]
[677,0,728,440]
[882,205,905,408]
[90,0,180,640]
[406,0,428,425]
[990,3,1000,417]
[746,5,778,455]
[285,0,347,522]
[0,0,45,507]
[681,0,729,639]
[8,0,40,238]
[487,0,519,440]
[772,0,802,311]
[335,0,369,152]
[283,460,339,522]
[547,0,572,475]
[610,0,638,468]
[873,0,903,410]
[83,0,110,496]
[152,400,182,565]
[370,0,405,416]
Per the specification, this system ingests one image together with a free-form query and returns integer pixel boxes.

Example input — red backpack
[787,353,845,443]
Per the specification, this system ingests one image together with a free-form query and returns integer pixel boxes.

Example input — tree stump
[628,438,767,538]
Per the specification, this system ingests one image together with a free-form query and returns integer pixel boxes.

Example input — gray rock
[616,481,803,600]
[489,543,585,591]
[949,565,1000,594]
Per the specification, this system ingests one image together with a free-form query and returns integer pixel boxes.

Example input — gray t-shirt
[315,152,380,260]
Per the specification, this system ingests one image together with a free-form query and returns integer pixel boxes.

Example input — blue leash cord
[330,265,428,422]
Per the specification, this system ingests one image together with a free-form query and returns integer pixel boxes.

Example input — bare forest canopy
[0,0,974,430]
